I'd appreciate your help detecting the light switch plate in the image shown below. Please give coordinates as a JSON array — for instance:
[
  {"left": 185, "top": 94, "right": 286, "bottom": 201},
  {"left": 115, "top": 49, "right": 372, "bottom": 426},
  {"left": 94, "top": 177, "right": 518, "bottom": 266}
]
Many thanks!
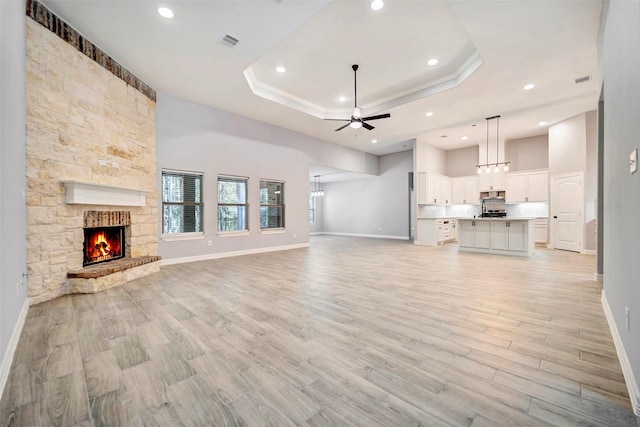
[{"left": 631, "top": 148, "right": 638, "bottom": 174}]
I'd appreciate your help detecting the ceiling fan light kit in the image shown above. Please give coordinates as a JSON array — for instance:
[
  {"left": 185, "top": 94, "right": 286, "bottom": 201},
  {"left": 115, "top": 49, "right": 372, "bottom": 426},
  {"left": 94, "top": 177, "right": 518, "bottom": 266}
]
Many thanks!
[{"left": 327, "top": 64, "right": 391, "bottom": 132}]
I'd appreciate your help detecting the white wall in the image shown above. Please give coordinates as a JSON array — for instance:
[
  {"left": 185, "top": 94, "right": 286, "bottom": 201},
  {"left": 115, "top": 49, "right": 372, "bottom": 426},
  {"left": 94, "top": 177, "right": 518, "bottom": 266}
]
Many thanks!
[
  {"left": 600, "top": 0, "right": 640, "bottom": 414},
  {"left": 549, "top": 113, "right": 588, "bottom": 176},
  {"left": 548, "top": 111, "right": 598, "bottom": 253},
  {"left": 320, "top": 150, "right": 413, "bottom": 239},
  {"left": 445, "top": 146, "right": 478, "bottom": 177},
  {"left": 506, "top": 134, "right": 549, "bottom": 171},
  {"left": 156, "top": 93, "right": 379, "bottom": 261},
  {"left": 415, "top": 139, "right": 446, "bottom": 174},
  {"left": 1, "top": 0, "right": 28, "bottom": 396}
]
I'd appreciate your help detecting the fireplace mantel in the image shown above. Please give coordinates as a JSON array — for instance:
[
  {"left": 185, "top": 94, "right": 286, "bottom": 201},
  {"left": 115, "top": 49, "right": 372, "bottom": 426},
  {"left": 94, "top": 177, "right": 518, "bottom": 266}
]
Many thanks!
[{"left": 60, "top": 180, "right": 151, "bottom": 207}]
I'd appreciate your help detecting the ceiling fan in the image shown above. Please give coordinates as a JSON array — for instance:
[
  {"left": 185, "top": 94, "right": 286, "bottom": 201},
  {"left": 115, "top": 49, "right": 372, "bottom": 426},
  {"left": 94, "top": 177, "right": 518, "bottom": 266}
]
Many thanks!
[{"left": 328, "top": 64, "right": 391, "bottom": 132}]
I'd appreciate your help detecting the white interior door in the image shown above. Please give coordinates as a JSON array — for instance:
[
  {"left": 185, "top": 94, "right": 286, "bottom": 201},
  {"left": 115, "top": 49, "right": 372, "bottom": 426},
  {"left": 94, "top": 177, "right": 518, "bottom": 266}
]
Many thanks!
[{"left": 551, "top": 172, "right": 583, "bottom": 252}]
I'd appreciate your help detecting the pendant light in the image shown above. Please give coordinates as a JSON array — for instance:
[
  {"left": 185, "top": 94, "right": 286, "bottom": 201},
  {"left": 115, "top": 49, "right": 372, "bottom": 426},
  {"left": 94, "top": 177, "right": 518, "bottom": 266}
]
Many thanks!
[
  {"left": 476, "top": 115, "right": 510, "bottom": 174},
  {"left": 311, "top": 175, "right": 324, "bottom": 197}
]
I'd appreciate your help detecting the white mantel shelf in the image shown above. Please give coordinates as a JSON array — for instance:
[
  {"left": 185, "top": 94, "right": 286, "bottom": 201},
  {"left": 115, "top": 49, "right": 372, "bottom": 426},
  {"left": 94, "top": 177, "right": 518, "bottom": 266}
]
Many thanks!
[{"left": 60, "top": 180, "right": 150, "bottom": 207}]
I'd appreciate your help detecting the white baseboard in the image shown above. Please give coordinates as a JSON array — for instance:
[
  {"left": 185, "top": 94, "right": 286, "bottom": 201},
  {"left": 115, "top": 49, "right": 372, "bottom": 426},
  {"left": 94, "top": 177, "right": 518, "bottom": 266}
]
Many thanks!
[
  {"left": 0, "top": 299, "right": 29, "bottom": 402},
  {"left": 311, "top": 232, "right": 410, "bottom": 241},
  {"left": 594, "top": 272, "right": 603, "bottom": 282},
  {"left": 601, "top": 291, "right": 640, "bottom": 416},
  {"left": 583, "top": 249, "right": 596, "bottom": 255},
  {"left": 161, "top": 243, "right": 310, "bottom": 266}
]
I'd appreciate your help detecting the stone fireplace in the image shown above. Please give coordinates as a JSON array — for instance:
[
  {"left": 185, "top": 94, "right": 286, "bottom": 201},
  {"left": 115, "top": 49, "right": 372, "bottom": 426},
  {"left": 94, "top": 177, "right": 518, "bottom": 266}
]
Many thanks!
[{"left": 25, "top": 4, "right": 160, "bottom": 304}]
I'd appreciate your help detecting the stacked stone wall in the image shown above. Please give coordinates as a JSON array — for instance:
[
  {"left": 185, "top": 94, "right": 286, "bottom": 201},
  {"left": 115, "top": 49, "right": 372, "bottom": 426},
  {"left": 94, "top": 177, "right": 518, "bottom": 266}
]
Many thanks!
[{"left": 26, "top": 18, "right": 157, "bottom": 304}]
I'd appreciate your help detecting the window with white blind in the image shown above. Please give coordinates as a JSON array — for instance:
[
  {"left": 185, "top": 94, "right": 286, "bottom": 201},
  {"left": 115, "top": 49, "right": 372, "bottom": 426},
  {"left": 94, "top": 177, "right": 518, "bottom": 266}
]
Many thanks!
[
  {"left": 309, "top": 194, "right": 315, "bottom": 224},
  {"left": 162, "top": 170, "right": 203, "bottom": 235},
  {"left": 260, "top": 180, "right": 285, "bottom": 229},
  {"left": 218, "top": 176, "right": 248, "bottom": 232}
]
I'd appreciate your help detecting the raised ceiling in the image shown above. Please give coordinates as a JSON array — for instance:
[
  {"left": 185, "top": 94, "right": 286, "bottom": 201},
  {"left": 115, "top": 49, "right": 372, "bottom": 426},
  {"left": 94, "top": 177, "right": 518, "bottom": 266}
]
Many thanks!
[{"left": 41, "top": 0, "right": 602, "bottom": 156}]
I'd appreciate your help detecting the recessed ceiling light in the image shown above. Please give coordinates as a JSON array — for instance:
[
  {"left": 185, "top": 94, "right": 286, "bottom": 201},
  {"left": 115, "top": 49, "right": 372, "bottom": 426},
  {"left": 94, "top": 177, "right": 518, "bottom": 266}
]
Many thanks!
[
  {"left": 371, "top": 139, "right": 378, "bottom": 144},
  {"left": 538, "top": 121, "right": 547, "bottom": 126},
  {"left": 157, "top": 7, "right": 174, "bottom": 19},
  {"left": 337, "top": 96, "right": 347, "bottom": 103},
  {"left": 371, "top": 0, "right": 384, "bottom": 11},
  {"left": 425, "top": 112, "right": 434, "bottom": 117},
  {"left": 276, "top": 66, "right": 286, "bottom": 73},
  {"left": 462, "top": 136, "right": 468, "bottom": 140},
  {"left": 427, "top": 59, "right": 438, "bottom": 66},
  {"left": 523, "top": 83, "right": 535, "bottom": 90}
]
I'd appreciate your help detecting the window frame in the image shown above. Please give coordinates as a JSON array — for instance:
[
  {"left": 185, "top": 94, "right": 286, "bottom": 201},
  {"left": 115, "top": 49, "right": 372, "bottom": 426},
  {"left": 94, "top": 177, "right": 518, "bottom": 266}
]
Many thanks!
[
  {"left": 161, "top": 169, "right": 204, "bottom": 239},
  {"left": 217, "top": 175, "right": 249, "bottom": 235},
  {"left": 259, "top": 179, "right": 285, "bottom": 232},
  {"left": 309, "top": 194, "right": 316, "bottom": 225}
]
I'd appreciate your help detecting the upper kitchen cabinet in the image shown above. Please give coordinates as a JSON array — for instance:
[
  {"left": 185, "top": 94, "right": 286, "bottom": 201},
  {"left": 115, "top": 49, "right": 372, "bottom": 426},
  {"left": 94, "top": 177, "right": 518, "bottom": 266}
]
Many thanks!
[
  {"left": 417, "top": 172, "right": 451, "bottom": 205},
  {"left": 452, "top": 176, "right": 479, "bottom": 204},
  {"left": 478, "top": 169, "right": 506, "bottom": 192},
  {"left": 506, "top": 170, "right": 549, "bottom": 203}
]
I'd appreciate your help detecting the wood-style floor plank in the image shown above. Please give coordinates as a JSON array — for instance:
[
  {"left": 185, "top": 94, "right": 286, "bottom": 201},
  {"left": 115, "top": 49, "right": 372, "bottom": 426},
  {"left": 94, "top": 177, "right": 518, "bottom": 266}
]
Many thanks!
[{"left": 1, "top": 236, "right": 638, "bottom": 426}]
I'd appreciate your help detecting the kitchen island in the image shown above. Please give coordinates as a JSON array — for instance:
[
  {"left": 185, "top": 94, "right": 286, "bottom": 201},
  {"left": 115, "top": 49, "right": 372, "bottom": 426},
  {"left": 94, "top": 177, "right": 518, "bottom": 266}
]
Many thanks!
[{"left": 458, "top": 218, "right": 535, "bottom": 257}]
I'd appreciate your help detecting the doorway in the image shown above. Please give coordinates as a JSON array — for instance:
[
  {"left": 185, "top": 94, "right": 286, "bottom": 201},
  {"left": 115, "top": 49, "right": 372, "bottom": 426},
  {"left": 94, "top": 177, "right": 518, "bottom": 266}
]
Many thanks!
[{"left": 551, "top": 172, "right": 584, "bottom": 252}]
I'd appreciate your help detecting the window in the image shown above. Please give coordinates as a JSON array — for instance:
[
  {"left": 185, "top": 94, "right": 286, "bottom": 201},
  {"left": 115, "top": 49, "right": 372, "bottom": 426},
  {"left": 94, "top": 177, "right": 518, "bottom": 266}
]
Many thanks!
[
  {"left": 260, "top": 180, "right": 285, "bottom": 229},
  {"left": 218, "top": 176, "right": 248, "bottom": 232},
  {"left": 309, "top": 194, "right": 316, "bottom": 224},
  {"left": 162, "top": 170, "right": 203, "bottom": 234}
]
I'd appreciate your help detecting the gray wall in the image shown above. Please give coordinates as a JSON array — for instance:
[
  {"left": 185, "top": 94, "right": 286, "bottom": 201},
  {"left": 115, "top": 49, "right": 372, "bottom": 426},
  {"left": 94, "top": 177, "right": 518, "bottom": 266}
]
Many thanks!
[
  {"left": 320, "top": 150, "right": 412, "bottom": 238},
  {"left": 506, "top": 134, "right": 549, "bottom": 171},
  {"left": 156, "top": 93, "right": 378, "bottom": 261},
  {"left": 445, "top": 146, "right": 479, "bottom": 177},
  {"left": 585, "top": 110, "right": 598, "bottom": 251},
  {"left": 600, "top": 0, "right": 640, "bottom": 400},
  {"left": 1, "top": 0, "right": 28, "bottom": 381}
]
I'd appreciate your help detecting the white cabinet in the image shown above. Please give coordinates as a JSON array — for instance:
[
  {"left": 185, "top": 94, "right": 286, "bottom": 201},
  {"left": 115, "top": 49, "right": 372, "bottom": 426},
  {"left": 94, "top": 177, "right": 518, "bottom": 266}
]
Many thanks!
[
  {"left": 416, "top": 218, "right": 457, "bottom": 246},
  {"left": 491, "top": 221, "right": 527, "bottom": 251},
  {"left": 478, "top": 170, "right": 506, "bottom": 192},
  {"left": 417, "top": 172, "right": 451, "bottom": 205},
  {"left": 534, "top": 218, "right": 548, "bottom": 244},
  {"left": 458, "top": 220, "right": 490, "bottom": 249},
  {"left": 451, "top": 176, "right": 479, "bottom": 204},
  {"left": 506, "top": 170, "right": 548, "bottom": 203},
  {"left": 458, "top": 219, "right": 535, "bottom": 256}
]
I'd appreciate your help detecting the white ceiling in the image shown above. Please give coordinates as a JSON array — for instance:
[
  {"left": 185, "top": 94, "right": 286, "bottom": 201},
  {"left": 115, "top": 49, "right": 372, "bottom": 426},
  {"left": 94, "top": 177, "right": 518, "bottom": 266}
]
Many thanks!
[{"left": 41, "top": 0, "right": 602, "bottom": 161}]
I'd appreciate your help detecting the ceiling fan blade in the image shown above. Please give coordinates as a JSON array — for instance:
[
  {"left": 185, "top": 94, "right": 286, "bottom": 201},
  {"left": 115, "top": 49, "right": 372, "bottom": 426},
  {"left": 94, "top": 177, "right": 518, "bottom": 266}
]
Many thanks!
[
  {"left": 362, "top": 122, "right": 375, "bottom": 131},
  {"left": 334, "top": 123, "right": 351, "bottom": 131},
  {"left": 324, "top": 118, "right": 350, "bottom": 121},
  {"left": 362, "top": 113, "right": 391, "bottom": 121}
]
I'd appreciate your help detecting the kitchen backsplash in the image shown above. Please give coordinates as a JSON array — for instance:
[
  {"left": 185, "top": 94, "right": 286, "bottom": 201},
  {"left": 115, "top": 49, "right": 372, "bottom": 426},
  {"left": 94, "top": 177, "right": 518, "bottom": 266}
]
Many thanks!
[
  {"left": 506, "top": 202, "right": 549, "bottom": 218},
  {"left": 418, "top": 202, "right": 548, "bottom": 218}
]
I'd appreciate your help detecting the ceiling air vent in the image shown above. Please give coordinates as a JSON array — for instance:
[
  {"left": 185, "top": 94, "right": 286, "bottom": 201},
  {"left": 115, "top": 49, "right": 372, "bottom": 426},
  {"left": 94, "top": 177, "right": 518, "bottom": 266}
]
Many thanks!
[
  {"left": 221, "top": 34, "right": 239, "bottom": 48},
  {"left": 574, "top": 75, "right": 591, "bottom": 84}
]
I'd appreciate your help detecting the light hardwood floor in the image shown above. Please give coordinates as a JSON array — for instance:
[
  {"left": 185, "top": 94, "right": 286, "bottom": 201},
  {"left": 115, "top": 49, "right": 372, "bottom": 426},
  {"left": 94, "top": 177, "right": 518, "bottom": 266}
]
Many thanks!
[{"left": 1, "top": 235, "right": 638, "bottom": 426}]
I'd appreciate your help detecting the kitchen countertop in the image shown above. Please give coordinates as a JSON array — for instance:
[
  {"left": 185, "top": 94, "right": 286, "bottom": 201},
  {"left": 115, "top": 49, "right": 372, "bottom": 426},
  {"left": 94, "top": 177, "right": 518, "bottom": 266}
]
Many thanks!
[{"left": 457, "top": 217, "right": 536, "bottom": 221}]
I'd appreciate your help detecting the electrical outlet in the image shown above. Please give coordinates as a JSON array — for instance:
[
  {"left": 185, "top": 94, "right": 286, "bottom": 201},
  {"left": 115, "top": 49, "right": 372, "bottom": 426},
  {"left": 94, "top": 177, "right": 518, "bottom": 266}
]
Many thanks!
[
  {"left": 112, "top": 162, "right": 119, "bottom": 169},
  {"left": 207, "top": 240, "right": 212, "bottom": 247},
  {"left": 625, "top": 307, "right": 630, "bottom": 331},
  {"left": 378, "top": 227, "right": 382, "bottom": 231},
  {"left": 293, "top": 233, "right": 297, "bottom": 239},
  {"left": 98, "top": 159, "right": 107, "bottom": 166}
]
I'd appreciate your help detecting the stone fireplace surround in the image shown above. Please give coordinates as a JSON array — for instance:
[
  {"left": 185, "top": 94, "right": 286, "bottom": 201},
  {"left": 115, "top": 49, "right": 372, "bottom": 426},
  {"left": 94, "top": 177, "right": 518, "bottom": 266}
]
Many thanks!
[
  {"left": 25, "top": 5, "right": 159, "bottom": 304},
  {"left": 67, "top": 211, "right": 161, "bottom": 294}
]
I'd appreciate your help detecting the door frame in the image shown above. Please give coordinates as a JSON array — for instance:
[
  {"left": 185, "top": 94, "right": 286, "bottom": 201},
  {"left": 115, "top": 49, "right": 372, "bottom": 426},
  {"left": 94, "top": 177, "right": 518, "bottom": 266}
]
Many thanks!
[{"left": 550, "top": 171, "right": 584, "bottom": 252}]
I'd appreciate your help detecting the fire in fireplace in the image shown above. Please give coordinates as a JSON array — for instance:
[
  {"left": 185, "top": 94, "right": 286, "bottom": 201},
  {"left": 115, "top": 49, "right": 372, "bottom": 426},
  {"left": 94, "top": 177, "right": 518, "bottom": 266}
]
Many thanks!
[{"left": 83, "top": 226, "right": 125, "bottom": 266}]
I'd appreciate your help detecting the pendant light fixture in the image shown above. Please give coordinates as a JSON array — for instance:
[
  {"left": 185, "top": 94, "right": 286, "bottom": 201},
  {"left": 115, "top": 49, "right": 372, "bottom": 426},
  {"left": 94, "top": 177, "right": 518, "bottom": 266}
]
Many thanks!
[
  {"left": 311, "top": 175, "right": 324, "bottom": 197},
  {"left": 476, "top": 115, "right": 510, "bottom": 174}
]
